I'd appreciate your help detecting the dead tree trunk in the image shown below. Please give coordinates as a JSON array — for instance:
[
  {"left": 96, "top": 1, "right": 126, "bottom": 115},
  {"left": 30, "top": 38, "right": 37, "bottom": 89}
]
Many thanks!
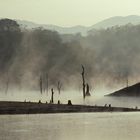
[
  {"left": 40, "top": 75, "right": 43, "bottom": 94},
  {"left": 51, "top": 88, "right": 54, "bottom": 103},
  {"left": 85, "top": 83, "right": 91, "bottom": 96},
  {"left": 57, "top": 81, "right": 62, "bottom": 94},
  {"left": 43, "top": 74, "right": 45, "bottom": 93},
  {"left": 126, "top": 77, "right": 129, "bottom": 87},
  {"left": 46, "top": 73, "right": 49, "bottom": 95},
  {"left": 5, "top": 73, "right": 9, "bottom": 94},
  {"left": 81, "top": 65, "right": 86, "bottom": 100}
]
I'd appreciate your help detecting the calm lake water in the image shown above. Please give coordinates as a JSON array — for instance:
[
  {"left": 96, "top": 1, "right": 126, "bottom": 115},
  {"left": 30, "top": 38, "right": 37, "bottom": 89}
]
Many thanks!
[{"left": 0, "top": 112, "right": 140, "bottom": 140}]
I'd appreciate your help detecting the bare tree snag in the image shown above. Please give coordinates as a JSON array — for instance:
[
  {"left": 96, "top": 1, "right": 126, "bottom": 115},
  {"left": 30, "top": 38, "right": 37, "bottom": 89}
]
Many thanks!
[
  {"left": 42, "top": 73, "right": 46, "bottom": 93},
  {"left": 57, "top": 81, "right": 62, "bottom": 94},
  {"left": 5, "top": 73, "right": 9, "bottom": 94},
  {"left": 126, "top": 77, "right": 129, "bottom": 87},
  {"left": 85, "top": 83, "right": 91, "bottom": 96},
  {"left": 51, "top": 88, "right": 54, "bottom": 103},
  {"left": 81, "top": 65, "right": 86, "bottom": 100},
  {"left": 40, "top": 75, "right": 43, "bottom": 94},
  {"left": 46, "top": 73, "right": 49, "bottom": 95}
]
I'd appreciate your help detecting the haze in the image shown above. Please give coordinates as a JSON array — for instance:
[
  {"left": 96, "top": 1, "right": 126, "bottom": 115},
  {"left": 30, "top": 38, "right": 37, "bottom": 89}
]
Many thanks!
[{"left": 0, "top": 0, "right": 140, "bottom": 27}]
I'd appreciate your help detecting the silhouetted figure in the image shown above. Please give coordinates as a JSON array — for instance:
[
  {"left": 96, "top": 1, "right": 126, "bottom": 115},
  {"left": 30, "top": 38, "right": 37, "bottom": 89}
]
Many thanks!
[
  {"left": 85, "top": 84, "right": 91, "bottom": 96},
  {"left": 51, "top": 88, "right": 54, "bottom": 104},
  {"left": 46, "top": 101, "right": 48, "bottom": 104},
  {"left": 38, "top": 100, "right": 41, "bottom": 103},
  {"left": 109, "top": 104, "right": 111, "bottom": 107},
  {"left": 68, "top": 100, "right": 72, "bottom": 105}
]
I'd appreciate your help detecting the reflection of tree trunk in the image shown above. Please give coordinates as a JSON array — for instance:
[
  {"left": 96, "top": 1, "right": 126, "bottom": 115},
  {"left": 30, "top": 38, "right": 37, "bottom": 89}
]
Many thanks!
[{"left": 81, "top": 65, "right": 86, "bottom": 100}]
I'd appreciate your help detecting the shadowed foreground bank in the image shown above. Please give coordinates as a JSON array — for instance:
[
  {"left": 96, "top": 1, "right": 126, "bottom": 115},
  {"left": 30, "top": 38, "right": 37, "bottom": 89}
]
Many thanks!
[{"left": 0, "top": 101, "right": 139, "bottom": 115}]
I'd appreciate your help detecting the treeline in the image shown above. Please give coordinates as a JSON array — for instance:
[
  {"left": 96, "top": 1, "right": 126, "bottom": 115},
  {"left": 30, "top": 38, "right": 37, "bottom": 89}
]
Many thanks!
[{"left": 0, "top": 19, "right": 140, "bottom": 91}]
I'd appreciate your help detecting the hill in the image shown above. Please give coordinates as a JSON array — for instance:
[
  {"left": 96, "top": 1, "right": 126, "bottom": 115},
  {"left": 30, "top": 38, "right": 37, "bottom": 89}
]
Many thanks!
[
  {"left": 16, "top": 20, "right": 88, "bottom": 35},
  {"left": 16, "top": 15, "right": 140, "bottom": 35},
  {"left": 107, "top": 83, "right": 140, "bottom": 97},
  {"left": 92, "top": 15, "right": 140, "bottom": 29}
]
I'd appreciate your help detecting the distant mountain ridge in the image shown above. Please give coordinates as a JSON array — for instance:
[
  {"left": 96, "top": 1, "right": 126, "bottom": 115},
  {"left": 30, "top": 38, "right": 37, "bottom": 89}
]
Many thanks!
[
  {"left": 16, "top": 20, "right": 88, "bottom": 35},
  {"left": 107, "top": 83, "right": 140, "bottom": 97},
  {"left": 16, "top": 15, "right": 140, "bottom": 35},
  {"left": 92, "top": 15, "right": 140, "bottom": 29}
]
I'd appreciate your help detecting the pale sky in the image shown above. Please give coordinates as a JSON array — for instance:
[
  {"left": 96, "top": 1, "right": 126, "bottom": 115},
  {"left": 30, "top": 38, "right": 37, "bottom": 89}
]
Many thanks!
[{"left": 0, "top": 0, "right": 140, "bottom": 27}]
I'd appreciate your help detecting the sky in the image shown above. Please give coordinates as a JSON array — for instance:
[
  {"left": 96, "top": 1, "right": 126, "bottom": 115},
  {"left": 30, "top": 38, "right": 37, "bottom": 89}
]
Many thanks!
[{"left": 0, "top": 0, "right": 140, "bottom": 27}]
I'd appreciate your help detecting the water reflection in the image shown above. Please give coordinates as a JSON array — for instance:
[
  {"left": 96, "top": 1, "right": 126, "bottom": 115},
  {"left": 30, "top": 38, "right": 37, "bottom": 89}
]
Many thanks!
[{"left": 0, "top": 112, "right": 140, "bottom": 140}]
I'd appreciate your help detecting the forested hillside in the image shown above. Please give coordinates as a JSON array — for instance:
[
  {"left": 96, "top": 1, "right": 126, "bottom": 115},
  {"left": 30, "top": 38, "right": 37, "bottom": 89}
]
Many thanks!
[{"left": 0, "top": 19, "right": 140, "bottom": 91}]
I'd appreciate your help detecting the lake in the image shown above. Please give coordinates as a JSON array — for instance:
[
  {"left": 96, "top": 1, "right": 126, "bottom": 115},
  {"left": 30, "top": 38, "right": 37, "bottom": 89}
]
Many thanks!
[{"left": 0, "top": 112, "right": 140, "bottom": 140}]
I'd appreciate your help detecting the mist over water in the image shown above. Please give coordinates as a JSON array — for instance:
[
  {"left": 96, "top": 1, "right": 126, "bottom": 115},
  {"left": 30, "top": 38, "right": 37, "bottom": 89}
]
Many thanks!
[
  {"left": 0, "top": 87, "right": 140, "bottom": 108},
  {"left": 0, "top": 19, "right": 140, "bottom": 111},
  {"left": 0, "top": 19, "right": 140, "bottom": 94},
  {"left": 0, "top": 19, "right": 140, "bottom": 140}
]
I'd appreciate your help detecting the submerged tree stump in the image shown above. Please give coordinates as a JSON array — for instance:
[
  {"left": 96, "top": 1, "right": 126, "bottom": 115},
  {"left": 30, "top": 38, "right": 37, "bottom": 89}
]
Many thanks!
[{"left": 67, "top": 100, "right": 72, "bottom": 105}]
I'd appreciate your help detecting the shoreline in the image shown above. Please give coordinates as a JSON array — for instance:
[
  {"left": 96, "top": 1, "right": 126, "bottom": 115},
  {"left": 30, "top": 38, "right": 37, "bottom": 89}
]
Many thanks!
[{"left": 0, "top": 101, "right": 139, "bottom": 115}]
